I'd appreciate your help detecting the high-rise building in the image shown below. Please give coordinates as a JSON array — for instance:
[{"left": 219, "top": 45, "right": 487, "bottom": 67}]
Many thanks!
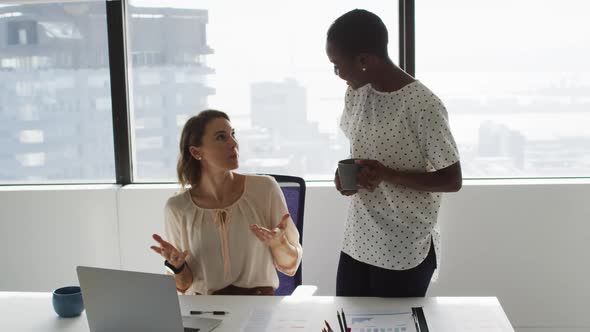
[
  {"left": 477, "top": 121, "right": 525, "bottom": 170},
  {"left": 248, "top": 78, "right": 339, "bottom": 176},
  {"left": 0, "top": 3, "right": 214, "bottom": 182}
]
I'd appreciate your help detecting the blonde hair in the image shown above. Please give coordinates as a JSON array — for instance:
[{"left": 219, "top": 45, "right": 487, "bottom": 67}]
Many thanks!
[{"left": 177, "top": 110, "right": 230, "bottom": 188}]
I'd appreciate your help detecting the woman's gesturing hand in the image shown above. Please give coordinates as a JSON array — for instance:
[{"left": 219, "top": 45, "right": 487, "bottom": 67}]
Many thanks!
[
  {"left": 250, "top": 213, "right": 291, "bottom": 249},
  {"left": 150, "top": 233, "right": 189, "bottom": 269}
]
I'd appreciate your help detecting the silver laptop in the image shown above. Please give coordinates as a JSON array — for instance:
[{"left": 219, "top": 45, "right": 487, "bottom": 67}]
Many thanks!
[{"left": 77, "top": 266, "right": 221, "bottom": 332}]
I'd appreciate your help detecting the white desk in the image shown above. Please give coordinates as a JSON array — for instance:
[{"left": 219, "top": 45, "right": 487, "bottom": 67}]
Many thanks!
[{"left": 0, "top": 292, "right": 514, "bottom": 331}]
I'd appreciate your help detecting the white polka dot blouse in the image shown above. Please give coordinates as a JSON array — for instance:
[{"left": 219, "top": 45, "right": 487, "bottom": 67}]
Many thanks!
[{"left": 339, "top": 81, "right": 460, "bottom": 276}]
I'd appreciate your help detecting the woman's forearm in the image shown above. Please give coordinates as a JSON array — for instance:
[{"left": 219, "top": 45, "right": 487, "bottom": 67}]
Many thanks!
[
  {"left": 271, "top": 239, "right": 301, "bottom": 276},
  {"left": 383, "top": 162, "right": 462, "bottom": 192},
  {"left": 173, "top": 265, "right": 193, "bottom": 292}
]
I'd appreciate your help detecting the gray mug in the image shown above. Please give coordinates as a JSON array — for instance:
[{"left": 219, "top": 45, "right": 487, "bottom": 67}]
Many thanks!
[{"left": 338, "top": 159, "right": 360, "bottom": 191}]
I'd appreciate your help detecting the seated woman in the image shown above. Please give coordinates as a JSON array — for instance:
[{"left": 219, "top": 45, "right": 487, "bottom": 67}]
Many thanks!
[{"left": 150, "top": 110, "right": 302, "bottom": 295}]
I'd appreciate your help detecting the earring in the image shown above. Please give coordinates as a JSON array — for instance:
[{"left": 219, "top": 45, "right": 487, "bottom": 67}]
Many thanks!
[
  {"left": 196, "top": 156, "right": 202, "bottom": 160},
  {"left": 362, "top": 67, "right": 367, "bottom": 72}
]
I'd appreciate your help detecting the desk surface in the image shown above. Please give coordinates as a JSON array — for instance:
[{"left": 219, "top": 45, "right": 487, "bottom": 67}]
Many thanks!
[{"left": 1, "top": 292, "right": 514, "bottom": 331}]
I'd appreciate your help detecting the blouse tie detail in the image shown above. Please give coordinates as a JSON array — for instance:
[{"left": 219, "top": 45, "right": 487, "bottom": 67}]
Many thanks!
[{"left": 213, "top": 209, "right": 232, "bottom": 281}]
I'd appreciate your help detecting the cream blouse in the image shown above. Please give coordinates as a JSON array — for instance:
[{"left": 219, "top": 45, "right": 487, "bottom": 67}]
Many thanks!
[{"left": 164, "top": 174, "right": 301, "bottom": 295}]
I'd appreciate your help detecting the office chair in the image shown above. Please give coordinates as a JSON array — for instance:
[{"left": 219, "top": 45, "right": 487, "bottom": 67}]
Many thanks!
[{"left": 264, "top": 174, "right": 305, "bottom": 296}]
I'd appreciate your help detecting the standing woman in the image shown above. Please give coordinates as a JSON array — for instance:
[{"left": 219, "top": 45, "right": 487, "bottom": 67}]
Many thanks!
[
  {"left": 150, "top": 110, "right": 302, "bottom": 295},
  {"left": 327, "top": 9, "right": 462, "bottom": 297}
]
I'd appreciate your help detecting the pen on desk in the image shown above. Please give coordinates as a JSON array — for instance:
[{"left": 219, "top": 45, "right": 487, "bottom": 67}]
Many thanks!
[
  {"left": 189, "top": 310, "right": 228, "bottom": 315},
  {"left": 341, "top": 308, "right": 348, "bottom": 331},
  {"left": 336, "top": 311, "right": 344, "bottom": 332}
]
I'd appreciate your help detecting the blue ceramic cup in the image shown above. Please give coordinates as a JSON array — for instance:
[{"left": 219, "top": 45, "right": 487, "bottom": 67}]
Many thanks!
[{"left": 52, "top": 286, "right": 84, "bottom": 318}]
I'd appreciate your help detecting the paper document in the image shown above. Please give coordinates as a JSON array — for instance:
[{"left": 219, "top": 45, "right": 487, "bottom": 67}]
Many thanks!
[
  {"left": 241, "top": 309, "right": 311, "bottom": 331},
  {"left": 347, "top": 311, "right": 417, "bottom": 332}
]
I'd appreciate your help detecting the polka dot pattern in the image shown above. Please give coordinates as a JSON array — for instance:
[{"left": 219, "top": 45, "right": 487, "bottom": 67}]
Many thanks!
[{"left": 339, "top": 81, "right": 460, "bottom": 275}]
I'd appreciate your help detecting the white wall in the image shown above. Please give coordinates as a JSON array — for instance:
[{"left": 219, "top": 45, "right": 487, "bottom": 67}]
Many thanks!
[
  {"left": 0, "top": 185, "right": 121, "bottom": 291},
  {"left": 1, "top": 181, "right": 589, "bottom": 331}
]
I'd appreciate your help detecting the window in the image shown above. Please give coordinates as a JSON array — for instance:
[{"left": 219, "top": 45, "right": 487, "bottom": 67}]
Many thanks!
[
  {"left": 416, "top": 0, "right": 590, "bottom": 178},
  {"left": 6, "top": 1, "right": 584, "bottom": 184},
  {"left": 6, "top": 20, "right": 37, "bottom": 45},
  {"left": 18, "top": 129, "right": 44, "bottom": 144},
  {"left": 0, "top": 1, "right": 115, "bottom": 184},
  {"left": 127, "top": 0, "right": 399, "bottom": 181}
]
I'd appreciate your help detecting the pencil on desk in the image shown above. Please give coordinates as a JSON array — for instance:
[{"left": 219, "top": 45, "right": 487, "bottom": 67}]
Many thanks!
[
  {"left": 411, "top": 307, "right": 421, "bottom": 332},
  {"left": 336, "top": 311, "right": 344, "bottom": 332},
  {"left": 341, "top": 308, "right": 348, "bottom": 331},
  {"left": 324, "top": 320, "right": 334, "bottom": 332}
]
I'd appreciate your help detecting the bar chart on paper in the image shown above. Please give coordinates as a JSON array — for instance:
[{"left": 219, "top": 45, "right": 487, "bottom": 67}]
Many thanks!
[{"left": 348, "top": 311, "right": 417, "bottom": 332}]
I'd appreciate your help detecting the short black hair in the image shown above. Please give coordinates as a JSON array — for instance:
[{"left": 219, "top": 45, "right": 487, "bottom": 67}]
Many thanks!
[{"left": 327, "top": 9, "right": 388, "bottom": 59}]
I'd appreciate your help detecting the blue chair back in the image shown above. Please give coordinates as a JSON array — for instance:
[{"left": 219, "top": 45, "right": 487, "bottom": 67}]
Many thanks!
[{"left": 265, "top": 174, "right": 305, "bottom": 295}]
